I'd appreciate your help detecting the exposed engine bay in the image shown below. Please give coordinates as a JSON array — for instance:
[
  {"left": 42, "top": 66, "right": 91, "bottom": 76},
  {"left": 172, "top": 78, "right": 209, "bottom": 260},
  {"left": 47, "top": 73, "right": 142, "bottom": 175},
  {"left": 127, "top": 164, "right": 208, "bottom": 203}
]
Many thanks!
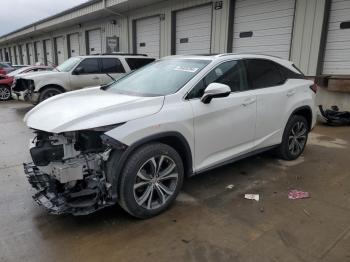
[{"left": 24, "top": 130, "right": 119, "bottom": 216}]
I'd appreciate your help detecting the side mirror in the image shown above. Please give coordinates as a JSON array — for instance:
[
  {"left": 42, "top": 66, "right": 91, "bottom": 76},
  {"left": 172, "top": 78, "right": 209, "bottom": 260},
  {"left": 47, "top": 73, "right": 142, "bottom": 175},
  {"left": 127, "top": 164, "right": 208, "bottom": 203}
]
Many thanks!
[
  {"left": 201, "top": 83, "right": 231, "bottom": 104},
  {"left": 73, "top": 66, "right": 83, "bottom": 75}
]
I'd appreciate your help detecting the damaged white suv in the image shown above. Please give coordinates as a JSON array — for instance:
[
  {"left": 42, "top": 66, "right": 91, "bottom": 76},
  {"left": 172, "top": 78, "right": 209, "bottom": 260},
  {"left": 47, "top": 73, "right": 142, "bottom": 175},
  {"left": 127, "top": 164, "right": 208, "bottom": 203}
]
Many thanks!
[{"left": 24, "top": 54, "right": 317, "bottom": 218}]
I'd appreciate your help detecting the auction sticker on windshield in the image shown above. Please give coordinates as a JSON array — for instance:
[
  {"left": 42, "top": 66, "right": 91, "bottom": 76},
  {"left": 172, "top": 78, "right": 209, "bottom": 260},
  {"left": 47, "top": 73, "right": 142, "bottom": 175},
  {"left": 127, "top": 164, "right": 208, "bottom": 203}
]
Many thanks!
[{"left": 173, "top": 66, "right": 199, "bottom": 73}]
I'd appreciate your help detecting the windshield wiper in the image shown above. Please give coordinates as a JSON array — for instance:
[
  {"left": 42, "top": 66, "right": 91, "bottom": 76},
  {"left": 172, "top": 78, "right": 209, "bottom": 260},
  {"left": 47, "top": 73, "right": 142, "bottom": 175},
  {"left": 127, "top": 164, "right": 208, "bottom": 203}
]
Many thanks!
[{"left": 106, "top": 73, "right": 116, "bottom": 82}]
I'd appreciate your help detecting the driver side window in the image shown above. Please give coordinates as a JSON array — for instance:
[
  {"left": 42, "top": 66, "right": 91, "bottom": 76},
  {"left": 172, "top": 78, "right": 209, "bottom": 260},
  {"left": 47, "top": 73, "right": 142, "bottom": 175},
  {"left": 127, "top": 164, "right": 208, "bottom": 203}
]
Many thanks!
[
  {"left": 187, "top": 60, "right": 248, "bottom": 99},
  {"left": 75, "top": 58, "right": 100, "bottom": 74}
]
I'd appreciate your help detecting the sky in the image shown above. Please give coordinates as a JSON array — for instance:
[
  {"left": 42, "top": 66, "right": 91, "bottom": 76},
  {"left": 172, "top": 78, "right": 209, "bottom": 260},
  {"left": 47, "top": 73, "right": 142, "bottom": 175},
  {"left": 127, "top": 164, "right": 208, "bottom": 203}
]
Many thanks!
[{"left": 0, "top": 0, "right": 89, "bottom": 36}]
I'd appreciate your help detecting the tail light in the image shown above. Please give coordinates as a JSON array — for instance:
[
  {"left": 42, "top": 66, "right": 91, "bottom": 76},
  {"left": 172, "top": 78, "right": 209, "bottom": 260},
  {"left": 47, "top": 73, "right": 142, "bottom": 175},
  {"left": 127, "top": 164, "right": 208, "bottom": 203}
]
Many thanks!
[{"left": 310, "top": 83, "right": 318, "bottom": 93}]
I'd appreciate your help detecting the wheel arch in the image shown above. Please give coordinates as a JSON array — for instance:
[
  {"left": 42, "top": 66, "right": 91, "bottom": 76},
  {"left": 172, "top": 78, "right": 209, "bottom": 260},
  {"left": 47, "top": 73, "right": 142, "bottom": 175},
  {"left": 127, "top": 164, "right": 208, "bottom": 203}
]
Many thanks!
[
  {"left": 290, "top": 105, "right": 313, "bottom": 130},
  {"left": 38, "top": 84, "right": 66, "bottom": 93},
  {"left": 105, "top": 131, "right": 193, "bottom": 198}
]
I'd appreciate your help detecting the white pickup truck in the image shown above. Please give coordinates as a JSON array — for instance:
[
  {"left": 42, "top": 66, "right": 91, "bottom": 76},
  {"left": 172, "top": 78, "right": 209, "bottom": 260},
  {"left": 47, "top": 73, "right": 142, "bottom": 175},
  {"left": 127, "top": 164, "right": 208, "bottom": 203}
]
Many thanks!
[{"left": 11, "top": 54, "right": 155, "bottom": 104}]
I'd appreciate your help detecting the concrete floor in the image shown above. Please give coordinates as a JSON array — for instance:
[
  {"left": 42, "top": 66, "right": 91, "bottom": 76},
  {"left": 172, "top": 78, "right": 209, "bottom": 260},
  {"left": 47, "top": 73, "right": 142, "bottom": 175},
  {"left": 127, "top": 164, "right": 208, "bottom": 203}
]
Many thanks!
[{"left": 0, "top": 100, "right": 350, "bottom": 262}]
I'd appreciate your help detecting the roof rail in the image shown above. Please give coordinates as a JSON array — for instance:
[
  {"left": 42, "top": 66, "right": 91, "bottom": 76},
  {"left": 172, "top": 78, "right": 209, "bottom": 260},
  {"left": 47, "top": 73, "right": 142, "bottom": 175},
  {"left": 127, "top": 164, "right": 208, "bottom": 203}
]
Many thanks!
[{"left": 101, "top": 53, "right": 148, "bottom": 57}]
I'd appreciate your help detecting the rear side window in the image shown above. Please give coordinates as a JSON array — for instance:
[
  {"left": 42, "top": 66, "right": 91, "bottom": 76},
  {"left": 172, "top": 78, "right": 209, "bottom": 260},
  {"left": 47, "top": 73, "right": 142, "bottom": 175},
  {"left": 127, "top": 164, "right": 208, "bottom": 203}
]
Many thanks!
[
  {"left": 76, "top": 58, "right": 100, "bottom": 74},
  {"left": 101, "top": 58, "right": 125, "bottom": 73},
  {"left": 125, "top": 58, "right": 156, "bottom": 70},
  {"left": 245, "top": 59, "right": 285, "bottom": 89}
]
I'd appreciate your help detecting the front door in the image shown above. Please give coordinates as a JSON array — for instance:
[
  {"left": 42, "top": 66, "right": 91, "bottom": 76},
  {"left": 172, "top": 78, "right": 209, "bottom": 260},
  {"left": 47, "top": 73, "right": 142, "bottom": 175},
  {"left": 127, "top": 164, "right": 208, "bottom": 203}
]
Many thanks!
[
  {"left": 188, "top": 60, "right": 257, "bottom": 172},
  {"left": 70, "top": 58, "right": 101, "bottom": 90}
]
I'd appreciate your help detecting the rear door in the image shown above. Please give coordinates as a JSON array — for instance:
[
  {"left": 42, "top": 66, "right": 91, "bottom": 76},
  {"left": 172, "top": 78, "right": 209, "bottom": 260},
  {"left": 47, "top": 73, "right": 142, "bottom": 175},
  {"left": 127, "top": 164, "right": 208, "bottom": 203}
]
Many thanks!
[
  {"left": 175, "top": 5, "right": 213, "bottom": 55},
  {"left": 188, "top": 60, "right": 257, "bottom": 172},
  {"left": 54, "top": 37, "right": 65, "bottom": 65},
  {"left": 68, "top": 33, "right": 80, "bottom": 57},
  {"left": 135, "top": 16, "right": 161, "bottom": 58},
  {"left": 244, "top": 59, "right": 295, "bottom": 149},
  {"left": 99, "top": 58, "right": 126, "bottom": 84},
  {"left": 87, "top": 29, "right": 102, "bottom": 55},
  {"left": 70, "top": 58, "right": 101, "bottom": 90}
]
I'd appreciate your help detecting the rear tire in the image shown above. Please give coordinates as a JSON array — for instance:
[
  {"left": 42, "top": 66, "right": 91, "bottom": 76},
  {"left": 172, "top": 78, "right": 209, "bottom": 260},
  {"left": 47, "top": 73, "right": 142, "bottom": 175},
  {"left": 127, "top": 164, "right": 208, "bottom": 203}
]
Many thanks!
[
  {"left": 0, "top": 85, "right": 11, "bottom": 101},
  {"left": 38, "top": 87, "right": 62, "bottom": 103},
  {"left": 277, "top": 115, "right": 309, "bottom": 160},
  {"left": 118, "top": 143, "right": 184, "bottom": 219}
]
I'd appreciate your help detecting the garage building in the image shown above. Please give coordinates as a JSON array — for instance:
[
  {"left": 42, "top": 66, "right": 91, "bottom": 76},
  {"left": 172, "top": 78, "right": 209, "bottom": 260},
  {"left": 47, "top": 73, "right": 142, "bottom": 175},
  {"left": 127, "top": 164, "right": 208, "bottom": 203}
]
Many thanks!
[{"left": 0, "top": 0, "right": 348, "bottom": 83}]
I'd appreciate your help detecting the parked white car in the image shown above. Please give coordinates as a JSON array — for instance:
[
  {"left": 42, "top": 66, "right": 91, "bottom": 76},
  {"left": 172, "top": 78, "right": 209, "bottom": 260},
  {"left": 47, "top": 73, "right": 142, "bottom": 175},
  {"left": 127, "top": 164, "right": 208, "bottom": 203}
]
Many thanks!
[
  {"left": 23, "top": 54, "right": 317, "bottom": 218},
  {"left": 12, "top": 54, "right": 155, "bottom": 104}
]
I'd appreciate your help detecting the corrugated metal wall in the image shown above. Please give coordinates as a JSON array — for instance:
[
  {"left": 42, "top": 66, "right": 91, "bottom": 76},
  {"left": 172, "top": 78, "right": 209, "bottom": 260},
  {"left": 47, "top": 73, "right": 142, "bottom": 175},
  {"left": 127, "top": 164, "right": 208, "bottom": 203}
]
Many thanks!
[
  {"left": 0, "top": 0, "right": 333, "bottom": 77},
  {"left": 127, "top": 0, "right": 229, "bottom": 57},
  {"left": 290, "top": 0, "right": 326, "bottom": 76}
]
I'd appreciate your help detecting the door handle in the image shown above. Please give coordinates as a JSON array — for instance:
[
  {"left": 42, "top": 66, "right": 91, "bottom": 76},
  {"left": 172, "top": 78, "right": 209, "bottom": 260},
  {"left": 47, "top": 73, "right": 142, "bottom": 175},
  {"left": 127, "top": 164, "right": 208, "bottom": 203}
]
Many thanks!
[
  {"left": 287, "top": 90, "right": 296, "bottom": 97},
  {"left": 92, "top": 76, "right": 99, "bottom": 80},
  {"left": 242, "top": 98, "right": 256, "bottom": 106}
]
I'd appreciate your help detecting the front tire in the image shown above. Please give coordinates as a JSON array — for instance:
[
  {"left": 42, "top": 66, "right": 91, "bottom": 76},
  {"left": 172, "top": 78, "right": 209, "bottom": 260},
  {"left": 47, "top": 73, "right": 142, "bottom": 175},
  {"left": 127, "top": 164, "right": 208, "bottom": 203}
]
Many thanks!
[
  {"left": 277, "top": 115, "right": 309, "bottom": 160},
  {"left": 118, "top": 143, "right": 184, "bottom": 219},
  {"left": 0, "top": 85, "right": 11, "bottom": 101},
  {"left": 38, "top": 87, "right": 62, "bottom": 103}
]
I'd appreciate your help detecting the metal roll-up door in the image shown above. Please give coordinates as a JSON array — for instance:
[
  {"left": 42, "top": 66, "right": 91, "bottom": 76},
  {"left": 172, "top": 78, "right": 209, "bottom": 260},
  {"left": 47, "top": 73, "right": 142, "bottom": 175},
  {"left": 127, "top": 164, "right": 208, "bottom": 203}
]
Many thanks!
[
  {"left": 135, "top": 16, "right": 161, "bottom": 58},
  {"left": 87, "top": 29, "right": 102, "bottom": 55},
  {"left": 68, "top": 33, "right": 80, "bottom": 57},
  {"left": 44, "top": 39, "right": 53, "bottom": 65},
  {"left": 54, "top": 37, "right": 65, "bottom": 65},
  {"left": 10, "top": 47, "right": 16, "bottom": 64},
  {"left": 322, "top": 0, "right": 350, "bottom": 75},
  {"left": 27, "top": 43, "right": 34, "bottom": 65},
  {"left": 232, "top": 0, "right": 295, "bottom": 59},
  {"left": 13, "top": 46, "right": 19, "bottom": 65},
  {"left": 175, "top": 5, "right": 213, "bottom": 55},
  {"left": 35, "top": 41, "right": 43, "bottom": 64},
  {"left": 21, "top": 44, "right": 28, "bottom": 65}
]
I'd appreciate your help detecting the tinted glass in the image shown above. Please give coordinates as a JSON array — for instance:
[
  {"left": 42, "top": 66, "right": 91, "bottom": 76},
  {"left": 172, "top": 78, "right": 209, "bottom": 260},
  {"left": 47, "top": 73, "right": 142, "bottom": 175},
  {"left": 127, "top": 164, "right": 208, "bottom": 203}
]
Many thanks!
[
  {"left": 245, "top": 59, "right": 284, "bottom": 89},
  {"left": 107, "top": 59, "right": 210, "bottom": 96},
  {"left": 76, "top": 58, "right": 99, "bottom": 74},
  {"left": 101, "top": 58, "right": 125, "bottom": 73},
  {"left": 126, "top": 58, "right": 156, "bottom": 70},
  {"left": 187, "top": 60, "right": 248, "bottom": 99}
]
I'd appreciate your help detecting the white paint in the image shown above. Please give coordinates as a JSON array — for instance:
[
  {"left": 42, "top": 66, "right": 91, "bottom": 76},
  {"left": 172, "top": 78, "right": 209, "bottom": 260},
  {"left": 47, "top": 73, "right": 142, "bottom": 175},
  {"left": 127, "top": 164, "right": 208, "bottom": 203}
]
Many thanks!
[
  {"left": 87, "top": 29, "right": 102, "bottom": 55},
  {"left": 136, "top": 16, "right": 160, "bottom": 58},
  {"left": 34, "top": 41, "right": 44, "bottom": 64},
  {"left": 232, "top": 0, "right": 295, "bottom": 59},
  {"left": 68, "top": 33, "right": 80, "bottom": 57},
  {"left": 55, "top": 37, "right": 65, "bottom": 65},
  {"left": 44, "top": 39, "right": 53, "bottom": 65},
  {"left": 323, "top": 0, "right": 350, "bottom": 75},
  {"left": 176, "top": 4, "right": 213, "bottom": 55}
]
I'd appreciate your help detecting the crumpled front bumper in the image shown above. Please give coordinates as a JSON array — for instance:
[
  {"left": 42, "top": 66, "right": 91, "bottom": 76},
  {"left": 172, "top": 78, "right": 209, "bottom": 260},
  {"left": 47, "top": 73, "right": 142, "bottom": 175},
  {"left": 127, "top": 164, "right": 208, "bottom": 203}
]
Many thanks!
[{"left": 24, "top": 162, "right": 114, "bottom": 216}]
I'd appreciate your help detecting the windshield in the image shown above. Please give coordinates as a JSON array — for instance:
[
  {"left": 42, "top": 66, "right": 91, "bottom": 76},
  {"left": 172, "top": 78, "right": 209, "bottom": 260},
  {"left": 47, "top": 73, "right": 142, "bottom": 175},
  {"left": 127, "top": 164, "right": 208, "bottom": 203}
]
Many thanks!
[
  {"left": 0, "top": 63, "right": 10, "bottom": 68},
  {"left": 56, "top": 57, "right": 82, "bottom": 72},
  {"left": 107, "top": 59, "right": 210, "bottom": 96},
  {"left": 8, "top": 67, "right": 29, "bottom": 76}
]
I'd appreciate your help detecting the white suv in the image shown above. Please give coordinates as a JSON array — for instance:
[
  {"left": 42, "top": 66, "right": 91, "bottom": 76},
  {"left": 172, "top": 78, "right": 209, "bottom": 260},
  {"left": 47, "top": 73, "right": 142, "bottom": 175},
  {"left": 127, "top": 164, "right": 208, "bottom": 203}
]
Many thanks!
[
  {"left": 11, "top": 54, "right": 155, "bottom": 104},
  {"left": 23, "top": 54, "right": 317, "bottom": 218}
]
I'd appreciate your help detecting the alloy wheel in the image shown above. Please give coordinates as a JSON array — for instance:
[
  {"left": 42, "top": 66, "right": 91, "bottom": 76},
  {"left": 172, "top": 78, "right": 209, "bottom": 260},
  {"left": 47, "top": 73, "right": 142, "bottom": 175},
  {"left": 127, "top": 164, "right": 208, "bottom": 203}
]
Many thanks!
[
  {"left": 43, "top": 91, "right": 60, "bottom": 100},
  {"left": 288, "top": 121, "right": 307, "bottom": 156},
  {"left": 0, "top": 87, "right": 10, "bottom": 101},
  {"left": 133, "top": 155, "right": 179, "bottom": 210}
]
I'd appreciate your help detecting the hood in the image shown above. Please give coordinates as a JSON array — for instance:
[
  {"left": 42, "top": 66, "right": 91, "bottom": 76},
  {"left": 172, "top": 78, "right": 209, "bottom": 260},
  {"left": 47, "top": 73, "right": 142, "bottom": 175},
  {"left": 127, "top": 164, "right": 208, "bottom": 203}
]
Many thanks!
[
  {"left": 24, "top": 87, "right": 165, "bottom": 133},
  {"left": 19, "top": 70, "right": 60, "bottom": 79}
]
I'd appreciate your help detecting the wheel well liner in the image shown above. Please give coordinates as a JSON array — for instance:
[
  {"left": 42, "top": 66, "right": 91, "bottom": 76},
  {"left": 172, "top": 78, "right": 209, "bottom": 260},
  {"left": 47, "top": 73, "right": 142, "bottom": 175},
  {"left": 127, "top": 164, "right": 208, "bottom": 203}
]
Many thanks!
[
  {"left": 106, "top": 132, "right": 193, "bottom": 198},
  {"left": 290, "top": 106, "right": 313, "bottom": 130},
  {"left": 39, "top": 84, "right": 65, "bottom": 93}
]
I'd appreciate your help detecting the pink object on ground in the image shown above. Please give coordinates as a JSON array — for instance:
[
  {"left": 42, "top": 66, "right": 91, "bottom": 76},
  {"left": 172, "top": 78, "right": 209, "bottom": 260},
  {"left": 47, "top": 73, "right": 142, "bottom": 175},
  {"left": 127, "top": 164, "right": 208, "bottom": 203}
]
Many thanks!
[{"left": 288, "top": 190, "right": 310, "bottom": 200}]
